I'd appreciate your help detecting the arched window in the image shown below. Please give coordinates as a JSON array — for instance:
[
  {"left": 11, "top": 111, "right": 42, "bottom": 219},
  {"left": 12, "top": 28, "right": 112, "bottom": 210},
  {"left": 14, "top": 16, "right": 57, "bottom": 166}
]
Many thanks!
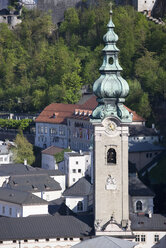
[
  {"left": 107, "top": 148, "right": 116, "bottom": 164},
  {"left": 136, "top": 201, "right": 142, "bottom": 211},
  {"left": 77, "top": 201, "right": 83, "bottom": 212}
]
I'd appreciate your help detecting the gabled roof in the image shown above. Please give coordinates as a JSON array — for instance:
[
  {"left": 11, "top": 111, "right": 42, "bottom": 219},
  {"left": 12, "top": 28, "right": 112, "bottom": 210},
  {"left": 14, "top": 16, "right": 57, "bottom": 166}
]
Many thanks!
[
  {"left": 35, "top": 95, "right": 144, "bottom": 124},
  {"left": 0, "top": 188, "right": 47, "bottom": 205},
  {"left": 72, "top": 235, "right": 136, "bottom": 248},
  {"left": 0, "top": 163, "right": 64, "bottom": 177},
  {"left": 130, "top": 213, "right": 166, "bottom": 231},
  {"left": 63, "top": 177, "right": 92, "bottom": 197},
  {"left": 42, "top": 146, "right": 64, "bottom": 155},
  {"left": 129, "top": 176, "right": 155, "bottom": 197},
  {"left": 7, "top": 174, "right": 61, "bottom": 193},
  {"left": 35, "top": 103, "right": 79, "bottom": 124},
  {"left": 0, "top": 215, "right": 93, "bottom": 240}
]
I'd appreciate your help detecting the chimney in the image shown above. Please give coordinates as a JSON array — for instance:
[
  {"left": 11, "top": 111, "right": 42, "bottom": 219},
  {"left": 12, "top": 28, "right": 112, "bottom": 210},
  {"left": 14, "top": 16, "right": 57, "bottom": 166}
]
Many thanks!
[{"left": 24, "top": 159, "right": 27, "bottom": 166}]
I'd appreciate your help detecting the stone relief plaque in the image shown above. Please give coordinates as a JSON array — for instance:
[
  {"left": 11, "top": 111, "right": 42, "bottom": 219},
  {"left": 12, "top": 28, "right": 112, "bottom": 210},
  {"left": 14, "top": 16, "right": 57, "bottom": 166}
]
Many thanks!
[{"left": 105, "top": 175, "right": 117, "bottom": 190}]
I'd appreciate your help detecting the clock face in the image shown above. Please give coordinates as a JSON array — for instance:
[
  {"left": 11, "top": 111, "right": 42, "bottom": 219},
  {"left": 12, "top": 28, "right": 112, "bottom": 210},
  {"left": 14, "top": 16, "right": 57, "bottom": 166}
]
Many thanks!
[
  {"left": 109, "top": 122, "right": 116, "bottom": 131},
  {"left": 104, "top": 119, "right": 117, "bottom": 134}
]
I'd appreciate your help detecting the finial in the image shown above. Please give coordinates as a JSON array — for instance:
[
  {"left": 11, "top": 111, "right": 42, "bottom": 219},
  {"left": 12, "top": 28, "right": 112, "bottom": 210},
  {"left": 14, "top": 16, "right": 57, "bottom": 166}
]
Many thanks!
[{"left": 109, "top": 2, "right": 113, "bottom": 15}]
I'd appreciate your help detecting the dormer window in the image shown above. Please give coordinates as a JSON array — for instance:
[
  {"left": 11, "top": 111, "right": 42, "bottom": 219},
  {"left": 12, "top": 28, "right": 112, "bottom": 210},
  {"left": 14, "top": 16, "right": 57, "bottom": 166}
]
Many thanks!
[
  {"left": 136, "top": 201, "right": 142, "bottom": 211},
  {"left": 77, "top": 201, "right": 83, "bottom": 211},
  {"left": 107, "top": 148, "right": 116, "bottom": 164}
]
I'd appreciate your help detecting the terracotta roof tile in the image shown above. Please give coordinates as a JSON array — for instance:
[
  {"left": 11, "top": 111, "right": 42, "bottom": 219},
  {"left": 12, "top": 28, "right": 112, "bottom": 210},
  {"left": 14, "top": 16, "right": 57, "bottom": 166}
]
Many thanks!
[{"left": 36, "top": 95, "right": 144, "bottom": 124}]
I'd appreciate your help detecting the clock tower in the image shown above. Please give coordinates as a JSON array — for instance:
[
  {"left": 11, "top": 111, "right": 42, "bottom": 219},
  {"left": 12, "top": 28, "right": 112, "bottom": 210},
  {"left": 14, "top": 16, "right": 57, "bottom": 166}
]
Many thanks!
[{"left": 91, "top": 7, "right": 133, "bottom": 236}]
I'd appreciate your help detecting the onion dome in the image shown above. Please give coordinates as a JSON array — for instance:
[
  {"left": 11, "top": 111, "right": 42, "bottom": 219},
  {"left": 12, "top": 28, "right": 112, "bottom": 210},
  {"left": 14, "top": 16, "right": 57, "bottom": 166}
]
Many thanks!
[{"left": 91, "top": 8, "right": 132, "bottom": 123}]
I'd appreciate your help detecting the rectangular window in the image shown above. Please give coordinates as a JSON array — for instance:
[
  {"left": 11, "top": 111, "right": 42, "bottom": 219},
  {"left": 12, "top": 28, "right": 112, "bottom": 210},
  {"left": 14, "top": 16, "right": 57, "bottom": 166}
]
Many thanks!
[
  {"left": 76, "top": 161, "right": 78, "bottom": 165},
  {"left": 45, "top": 127, "right": 47, "bottom": 134},
  {"left": 141, "top": 235, "right": 146, "bottom": 242},
  {"left": 41, "top": 126, "right": 44, "bottom": 134},
  {"left": 78, "top": 169, "right": 81, "bottom": 173},
  {"left": 135, "top": 235, "right": 140, "bottom": 242},
  {"left": 154, "top": 234, "right": 159, "bottom": 243},
  {"left": 38, "top": 126, "right": 41, "bottom": 134},
  {"left": 0, "top": 157, "right": 3, "bottom": 162},
  {"left": 9, "top": 208, "right": 12, "bottom": 216},
  {"left": 59, "top": 126, "right": 65, "bottom": 136},
  {"left": 73, "top": 178, "right": 76, "bottom": 182},
  {"left": 2, "top": 206, "right": 5, "bottom": 214},
  {"left": 72, "top": 169, "right": 76, "bottom": 173}
]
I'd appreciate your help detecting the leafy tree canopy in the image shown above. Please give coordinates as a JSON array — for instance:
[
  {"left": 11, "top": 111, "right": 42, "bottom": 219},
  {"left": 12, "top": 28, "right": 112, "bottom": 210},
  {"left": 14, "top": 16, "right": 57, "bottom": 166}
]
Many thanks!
[{"left": 12, "top": 130, "right": 35, "bottom": 165}]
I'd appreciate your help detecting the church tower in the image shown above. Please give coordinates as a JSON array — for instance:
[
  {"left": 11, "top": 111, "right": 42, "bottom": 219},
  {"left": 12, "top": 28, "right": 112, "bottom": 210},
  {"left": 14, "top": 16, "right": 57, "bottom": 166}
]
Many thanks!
[{"left": 91, "top": 7, "right": 133, "bottom": 235}]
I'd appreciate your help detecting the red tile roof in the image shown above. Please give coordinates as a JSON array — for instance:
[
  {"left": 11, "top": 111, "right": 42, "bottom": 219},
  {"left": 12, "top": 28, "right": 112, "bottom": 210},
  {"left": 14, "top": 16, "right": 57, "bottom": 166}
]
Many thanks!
[{"left": 35, "top": 95, "right": 144, "bottom": 124}]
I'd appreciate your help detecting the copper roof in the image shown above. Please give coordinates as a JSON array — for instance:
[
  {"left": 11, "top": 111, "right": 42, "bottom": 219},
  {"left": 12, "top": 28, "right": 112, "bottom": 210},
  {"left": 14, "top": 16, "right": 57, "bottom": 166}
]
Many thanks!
[{"left": 36, "top": 95, "right": 144, "bottom": 124}]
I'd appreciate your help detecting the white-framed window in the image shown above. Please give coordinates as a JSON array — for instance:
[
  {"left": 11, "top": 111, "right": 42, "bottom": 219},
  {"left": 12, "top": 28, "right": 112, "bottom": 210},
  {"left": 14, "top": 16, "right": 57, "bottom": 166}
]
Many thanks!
[
  {"left": 59, "top": 126, "right": 65, "bottom": 136},
  {"left": 154, "top": 234, "right": 159, "bottom": 243},
  {"left": 135, "top": 235, "right": 140, "bottom": 242},
  {"left": 45, "top": 127, "right": 47, "bottom": 134},
  {"left": 141, "top": 235, "right": 146, "bottom": 242},
  {"left": 77, "top": 201, "right": 83, "bottom": 211},
  {"left": 41, "top": 126, "right": 44, "bottom": 134}
]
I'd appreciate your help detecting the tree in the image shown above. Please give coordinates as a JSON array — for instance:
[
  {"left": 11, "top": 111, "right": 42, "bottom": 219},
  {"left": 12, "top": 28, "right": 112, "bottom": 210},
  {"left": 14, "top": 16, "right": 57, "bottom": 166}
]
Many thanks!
[{"left": 12, "top": 130, "right": 35, "bottom": 165}]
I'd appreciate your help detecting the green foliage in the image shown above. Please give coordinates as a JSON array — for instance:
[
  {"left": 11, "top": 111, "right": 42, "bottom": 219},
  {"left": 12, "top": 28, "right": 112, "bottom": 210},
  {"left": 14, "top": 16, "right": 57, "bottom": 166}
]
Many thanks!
[
  {"left": 54, "top": 148, "right": 72, "bottom": 163},
  {"left": 12, "top": 130, "right": 35, "bottom": 165},
  {"left": 0, "top": 4, "right": 166, "bottom": 127},
  {"left": 0, "top": 119, "right": 32, "bottom": 130}
]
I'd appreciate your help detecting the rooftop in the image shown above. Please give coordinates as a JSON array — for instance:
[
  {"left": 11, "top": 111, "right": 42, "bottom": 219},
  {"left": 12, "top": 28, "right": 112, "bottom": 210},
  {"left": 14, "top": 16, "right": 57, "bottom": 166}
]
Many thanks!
[
  {"left": 0, "top": 188, "right": 47, "bottom": 205},
  {"left": 129, "top": 125, "right": 158, "bottom": 137},
  {"left": 42, "top": 146, "right": 64, "bottom": 156},
  {"left": 129, "top": 176, "right": 155, "bottom": 197},
  {"left": 72, "top": 235, "right": 136, "bottom": 248},
  {"left": 36, "top": 95, "right": 144, "bottom": 124},
  {"left": 0, "top": 214, "right": 93, "bottom": 240},
  {"left": 0, "top": 163, "right": 64, "bottom": 177},
  {"left": 129, "top": 141, "right": 165, "bottom": 153},
  {"left": 6, "top": 174, "right": 62, "bottom": 193},
  {"left": 63, "top": 177, "right": 92, "bottom": 197},
  {"left": 130, "top": 213, "right": 166, "bottom": 231}
]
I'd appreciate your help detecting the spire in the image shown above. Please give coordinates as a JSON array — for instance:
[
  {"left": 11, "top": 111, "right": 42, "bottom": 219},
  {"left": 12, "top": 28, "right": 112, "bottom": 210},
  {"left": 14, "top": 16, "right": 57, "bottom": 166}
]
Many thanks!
[{"left": 91, "top": 5, "right": 132, "bottom": 123}]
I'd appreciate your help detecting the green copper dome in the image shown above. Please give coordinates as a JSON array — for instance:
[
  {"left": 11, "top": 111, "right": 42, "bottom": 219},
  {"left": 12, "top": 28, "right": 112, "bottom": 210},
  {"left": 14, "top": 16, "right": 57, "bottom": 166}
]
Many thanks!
[{"left": 91, "top": 8, "right": 132, "bottom": 123}]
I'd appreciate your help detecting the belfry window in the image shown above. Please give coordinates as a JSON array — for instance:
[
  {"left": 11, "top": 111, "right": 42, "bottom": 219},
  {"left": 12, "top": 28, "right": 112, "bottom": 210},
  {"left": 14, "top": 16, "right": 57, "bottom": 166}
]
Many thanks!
[
  {"left": 107, "top": 148, "right": 116, "bottom": 164},
  {"left": 136, "top": 201, "right": 142, "bottom": 211}
]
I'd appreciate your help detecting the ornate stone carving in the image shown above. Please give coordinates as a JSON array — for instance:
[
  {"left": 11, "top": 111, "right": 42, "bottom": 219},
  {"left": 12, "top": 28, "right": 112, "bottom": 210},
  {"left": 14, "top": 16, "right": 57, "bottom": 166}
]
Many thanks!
[{"left": 105, "top": 175, "right": 117, "bottom": 190}]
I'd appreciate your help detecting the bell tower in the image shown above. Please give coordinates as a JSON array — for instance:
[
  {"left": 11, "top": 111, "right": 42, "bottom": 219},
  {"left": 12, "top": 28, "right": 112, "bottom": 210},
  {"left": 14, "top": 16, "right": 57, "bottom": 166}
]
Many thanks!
[{"left": 91, "top": 7, "right": 133, "bottom": 236}]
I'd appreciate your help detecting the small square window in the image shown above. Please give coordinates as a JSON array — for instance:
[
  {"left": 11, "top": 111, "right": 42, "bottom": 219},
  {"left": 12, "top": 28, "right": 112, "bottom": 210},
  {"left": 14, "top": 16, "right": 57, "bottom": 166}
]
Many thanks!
[
  {"left": 141, "top": 235, "right": 146, "bottom": 242},
  {"left": 73, "top": 178, "right": 76, "bottom": 182},
  {"left": 76, "top": 161, "right": 78, "bottom": 164},
  {"left": 72, "top": 169, "right": 76, "bottom": 173},
  {"left": 154, "top": 234, "right": 159, "bottom": 243},
  {"left": 78, "top": 169, "right": 81, "bottom": 173}
]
